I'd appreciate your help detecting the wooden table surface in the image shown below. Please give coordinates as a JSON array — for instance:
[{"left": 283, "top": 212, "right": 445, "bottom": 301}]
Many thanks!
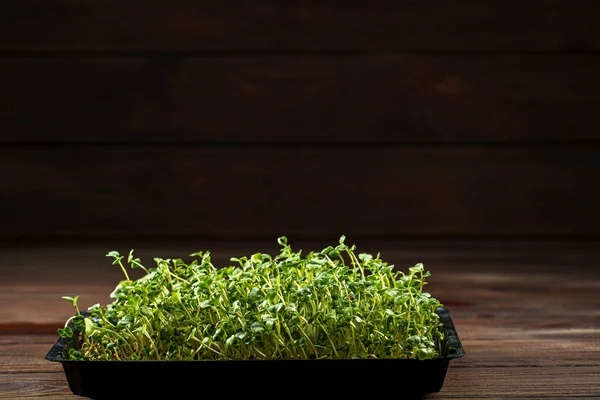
[{"left": 1, "top": 239, "right": 599, "bottom": 399}]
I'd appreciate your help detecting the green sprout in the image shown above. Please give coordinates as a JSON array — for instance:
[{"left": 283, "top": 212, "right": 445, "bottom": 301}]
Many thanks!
[{"left": 59, "top": 236, "right": 445, "bottom": 361}]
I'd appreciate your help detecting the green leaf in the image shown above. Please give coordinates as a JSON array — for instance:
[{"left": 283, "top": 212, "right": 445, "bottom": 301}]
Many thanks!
[
  {"left": 358, "top": 253, "right": 373, "bottom": 263},
  {"left": 409, "top": 263, "right": 424, "bottom": 274},
  {"left": 127, "top": 249, "right": 135, "bottom": 263},
  {"left": 225, "top": 335, "right": 235, "bottom": 348},
  {"left": 68, "top": 348, "right": 83, "bottom": 360},
  {"left": 84, "top": 318, "right": 97, "bottom": 337},
  {"left": 199, "top": 300, "right": 211, "bottom": 309},
  {"left": 141, "top": 307, "right": 153, "bottom": 317},
  {"left": 320, "top": 246, "right": 334, "bottom": 255},
  {"left": 58, "top": 326, "right": 73, "bottom": 339},
  {"left": 247, "top": 287, "right": 260, "bottom": 299},
  {"left": 417, "top": 348, "right": 435, "bottom": 360},
  {"left": 61, "top": 295, "right": 79, "bottom": 308},
  {"left": 106, "top": 251, "right": 120, "bottom": 258},
  {"left": 268, "top": 303, "right": 285, "bottom": 313},
  {"left": 118, "top": 315, "right": 134, "bottom": 326}
]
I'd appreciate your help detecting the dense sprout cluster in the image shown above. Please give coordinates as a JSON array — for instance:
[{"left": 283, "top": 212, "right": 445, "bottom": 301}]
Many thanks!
[{"left": 59, "top": 236, "right": 445, "bottom": 361}]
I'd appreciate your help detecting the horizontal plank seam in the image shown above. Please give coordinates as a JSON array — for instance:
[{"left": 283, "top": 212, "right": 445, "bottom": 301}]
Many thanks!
[
  {"left": 0, "top": 371, "right": 63, "bottom": 375},
  {"left": 453, "top": 364, "right": 600, "bottom": 369},
  {"left": 441, "top": 397, "right": 600, "bottom": 399},
  {"left": 2, "top": 142, "right": 600, "bottom": 150},
  {"left": 4, "top": 234, "right": 600, "bottom": 246},
  {"left": 0, "top": 324, "right": 61, "bottom": 335},
  {"left": 1, "top": 341, "right": 58, "bottom": 345},
  {"left": 1, "top": 49, "right": 600, "bottom": 58}
]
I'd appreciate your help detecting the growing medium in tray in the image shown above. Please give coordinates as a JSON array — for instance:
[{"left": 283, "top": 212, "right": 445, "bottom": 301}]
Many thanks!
[{"left": 58, "top": 236, "right": 446, "bottom": 361}]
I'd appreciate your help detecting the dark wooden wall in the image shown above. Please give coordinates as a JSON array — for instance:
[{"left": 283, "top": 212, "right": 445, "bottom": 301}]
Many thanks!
[{"left": 2, "top": 1, "right": 600, "bottom": 243}]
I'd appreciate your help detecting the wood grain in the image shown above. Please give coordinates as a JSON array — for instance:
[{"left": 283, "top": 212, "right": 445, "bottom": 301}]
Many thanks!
[
  {"left": 1, "top": 147, "right": 599, "bottom": 240},
  {"left": 0, "top": 373, "right": 75, "bottom": 399},
  {"left": 430, "top": 367, "right": 600, "bottom": 398},
  {"left": 1, "top": 242, "right": 599, "bottom": 398},
  {"left": 3, "top": 241, "right": 600, "bottom": 326},
  {"left": 1, "top": 55, "right": 600, "bottom": 144},
  {"left": 2, "top": 0, "right": 599, "bottom": 52}
]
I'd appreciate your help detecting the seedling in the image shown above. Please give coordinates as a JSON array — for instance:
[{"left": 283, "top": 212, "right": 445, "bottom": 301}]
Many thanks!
[{"left": 59, "top": 236, "right": 445, "bottom": 361}]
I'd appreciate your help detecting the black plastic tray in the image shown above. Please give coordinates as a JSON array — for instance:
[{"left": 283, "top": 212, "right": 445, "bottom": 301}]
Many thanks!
[{"left": 46, "top": 307, "right": 464, "bottom": 399}]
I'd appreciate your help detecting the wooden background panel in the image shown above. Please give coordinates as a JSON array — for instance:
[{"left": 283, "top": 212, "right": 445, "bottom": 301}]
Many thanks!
[
  {"left": 2, "top": 0, "right": 599, "bottom": 52},
  {"left": 1, "top": 55, "right": 600, "bottom": 144},
  {"left": 1, "top": 147, "right": 598, "bottom": 240}
]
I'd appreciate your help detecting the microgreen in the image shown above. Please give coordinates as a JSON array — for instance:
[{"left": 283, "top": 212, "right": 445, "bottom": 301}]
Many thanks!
[{"left": 59, "top": 236, "right": 445, "bottom": 361}]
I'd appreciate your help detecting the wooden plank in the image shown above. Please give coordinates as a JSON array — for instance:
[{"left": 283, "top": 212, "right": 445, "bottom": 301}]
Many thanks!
[
  {"left": 432, "top": 367, "right": 600, "bottom": 398},
  {"left": 1, "top": 0, "right": 599, "bottom": 52},
  {"left": 2, "top": 241, "right": 600, "bottom": 398},
  {"left": 1, "top": 366, "right": 599, "bottom": 399},
  {"left": 11, "top": 333, "right": 594, "bottom": 368},
  {"left": 1, "top": 56, "right": 600, "bottom": 144},
  {"left": 2, "top": 242, "right": 600, "bottom": 327},
  {"left": 1, "top": 147, "right": 599, "bottom": 239},
  {"left": 4, "top": 259, "right": 600, "bottom": 327},
  {"left": 0, "top": 372, "right": 76, "bottom": 399},
  {"left": 5, "top": 273, "right": 600, "bottom": 331}
]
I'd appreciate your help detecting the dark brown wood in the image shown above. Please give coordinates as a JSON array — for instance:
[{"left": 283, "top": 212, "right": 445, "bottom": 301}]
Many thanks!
[
  {"left": 2, "top": 0, "right": 599, "bottom": 52},
  {"left": 3, "top": 240, "right": 600, "bottom": 326},
  {"left": 1, "top": 147, "right": 599, "bottom": 240},
  {"left": 1, "top": 242, "right": 600, "bottom": 398},
  {"left": 1, "top": 55, "right": 600, "bottom": 144}
]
